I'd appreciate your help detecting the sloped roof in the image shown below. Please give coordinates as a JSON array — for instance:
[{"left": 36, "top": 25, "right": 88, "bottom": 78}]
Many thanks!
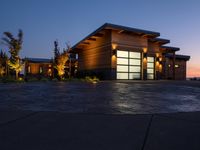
[
  {"left": 71, "top": 23, "right": 160, "bottom": 51},
  {"left": 25, "top": 58, "right": 52, "bottom": 63},
  {"left": 165, "top": 54, "right": 190, "bottom": 61},
  {"left": 149, "top": 38, "right": 170, "bottom": 45},
  {"left": 161, "top": 46, "right": 180, "bottom": 52}
]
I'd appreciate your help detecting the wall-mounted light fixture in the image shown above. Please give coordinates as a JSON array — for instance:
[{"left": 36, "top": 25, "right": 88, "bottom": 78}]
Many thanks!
[
  {"left": 159, "top": 57, "right": 162, "bottom": 64},
  {"left": 112, "top": 49, "right": 116, "bottom": 56},
  {"left": 143, "top": 52, "right": 147, "bottom": 58},
  {"left": 143, "top": 48, "right": 147, "bottom": 59},
  {"left": 156, "top": 57, "right": 159, "bottom": 62}
]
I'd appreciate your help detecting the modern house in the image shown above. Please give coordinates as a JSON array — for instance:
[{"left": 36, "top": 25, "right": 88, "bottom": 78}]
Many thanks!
[
  {"left": 23, "top": 56, "right": 78, "bottom": 78},
  {"left": 71, "top": 23, "right": 190, "bottom": 80},
  {"left": 24, "top": 58, "right": 53, "bottom": 77}
]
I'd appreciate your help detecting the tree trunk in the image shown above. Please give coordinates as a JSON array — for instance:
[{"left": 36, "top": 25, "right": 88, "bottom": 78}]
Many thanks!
[{"left": 16, "top": 71, "right": 18, "bottom": 80}]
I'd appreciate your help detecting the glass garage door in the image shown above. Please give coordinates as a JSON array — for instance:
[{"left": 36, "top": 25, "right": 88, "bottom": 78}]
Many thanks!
[
  {"left": 117, "top": 50, "right": 141, "bottom": 79},
  {"left": 147, "top": 57, "right": 155, "bottom": 79}
]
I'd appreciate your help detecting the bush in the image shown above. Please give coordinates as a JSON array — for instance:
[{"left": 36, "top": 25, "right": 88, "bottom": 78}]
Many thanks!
[
  {"left": 0, "top": 76, "right": 25, "bottom": 83},
  {"left": 85, "top": 76, "right": 99, "bottom": 83}
]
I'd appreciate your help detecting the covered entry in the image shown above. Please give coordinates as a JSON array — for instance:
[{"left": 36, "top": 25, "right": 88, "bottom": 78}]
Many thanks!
[{"left": 116, "top": 50, "right": 141, "bottom": 79}]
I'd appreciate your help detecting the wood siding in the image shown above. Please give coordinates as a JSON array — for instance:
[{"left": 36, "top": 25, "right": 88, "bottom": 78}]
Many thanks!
[
  {"left": 164, "top": 58, "right": 187, "bottom": 80},
  {"left": 148, "top": 41, "right": 160, "bottom": 54},
  {"left": 112, "top": 30, "right": 148, "bottom": 49},
  {"left": 25, "top": 62, "right": 52, "bottom": 76},
  {"left": 78, "top": 30, "right": 112, "bottom": 71}
]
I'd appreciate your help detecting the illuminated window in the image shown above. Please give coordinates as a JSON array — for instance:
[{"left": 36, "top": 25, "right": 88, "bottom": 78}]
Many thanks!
[
  {"left": 117, "top": 73, "right": 128, "bottom": 79},
  {"left": 175, "top": 64, "right": 179, "bottom": 68},
  {"left": 147, "top": 68, "right": 154, "bottom": 73},
  {"left": 116, "top": 50, "right": 141, "bottom": 79},
  {"left": 76, "top": 54, "right": 78, "bottom": 59},
  {"left": 129, "top": 73, "right": 140, "bottom": 79},
  {"left": 129, "top": 59, "right": 141, "bottom": 65},
  {"left": 147, "top": 62, "right": 154, "bottom": 68},
  {"left": 117, "top": 65, "right": 128, "bottom": 72},
  {"left": 147, "top": 57, "right": 154, "bottom": 79},
  {"left": 129, "top": 52, "right": 141, "bottom": 58},
  {"left": 39, "top": 67, "right": 43, "bottom": 73},
  {"left": 147, "top": 57, "right": 154, "bottom": 62},
  {"left": 28, "top": 66, "right": 31, "bottom": 73},
  {"left": 147, "top": 74, "right": 154, "bottom": 80},
  {"left": 117, "top": 50, "right": 128, "bottom": 57},
  {"left": 129, "top": 66, "right": 140, "bottom": 72},
  {"left": 117, "top": 58, "right": 128, "bottom": 65}
]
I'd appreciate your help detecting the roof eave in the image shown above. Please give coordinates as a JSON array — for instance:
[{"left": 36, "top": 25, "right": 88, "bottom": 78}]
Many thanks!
[{"left": 71, "top": 23, "right": 161, "bottom": 51}]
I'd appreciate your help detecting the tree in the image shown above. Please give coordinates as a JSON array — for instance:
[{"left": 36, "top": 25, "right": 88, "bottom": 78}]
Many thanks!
[
  {"left": 54, "top": 52, "right": 69, "bottom": 78},
  {"left": 0, "top": 50, "right": 8, "bottom": 77},
  {"left": 53, "top": 41, "right": 69, "bottom": 79},
  {"left": 2, "top": 30, "right": 24, "bottom": 79},
  {"left": 54, "top": 40, "right": 60, "bottom": 63}
]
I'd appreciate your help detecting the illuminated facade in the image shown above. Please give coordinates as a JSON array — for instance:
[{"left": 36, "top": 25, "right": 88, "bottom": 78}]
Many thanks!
[
  {"left": 24, "top": 57, "right": 78, "bottom": 78},
  {"left": 24, "top": 58, "right": 53, "bottom": 77},
  {"left": 71, "top": 23, "right": 190, "bottom": 80}
]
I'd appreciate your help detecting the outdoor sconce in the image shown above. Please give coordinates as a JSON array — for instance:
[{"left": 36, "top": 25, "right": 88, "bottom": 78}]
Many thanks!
[
  {"left": 159, "top": 58, "right": 162, "bottom": 64},
  {"left": 143, "top": 52, "right": 147, "bottom": 58},
  {"left": 112, "top": 49, "right": 116, "bottom": 56}
]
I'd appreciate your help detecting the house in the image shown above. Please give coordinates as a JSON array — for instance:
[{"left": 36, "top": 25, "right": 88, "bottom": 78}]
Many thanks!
[
  {"left": 24, "top": 58, "right": 53, "bottom": 77},
  {"left": 71, "top": 23, "right": 190, "bottom": 80},
  {"left": 24, "top": 56, "right": 78, "bottom": 78}
]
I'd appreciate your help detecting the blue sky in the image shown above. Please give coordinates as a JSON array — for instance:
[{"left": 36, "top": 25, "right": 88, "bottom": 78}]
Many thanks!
[{"left": 0, "top": 0, "right": 200, "bottom": 76}]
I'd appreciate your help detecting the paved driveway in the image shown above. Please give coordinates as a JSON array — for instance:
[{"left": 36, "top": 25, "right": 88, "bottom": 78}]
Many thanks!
[{"left": 0, "top": 81, "right": 199, "bottom": 114}]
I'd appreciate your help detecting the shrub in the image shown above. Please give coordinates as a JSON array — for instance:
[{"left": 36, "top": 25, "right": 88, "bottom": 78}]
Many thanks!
[
  {"left": 85, "top": 76, "right": 99, "bottom": 83},
  {"left": 0, "top": 76, "right": 24, "bottom": 83}
]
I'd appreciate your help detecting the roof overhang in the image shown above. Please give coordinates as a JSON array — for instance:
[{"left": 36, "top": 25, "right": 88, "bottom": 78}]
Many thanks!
[
  {"left": 71, "top": 23, "right": 161, "bottom": 52},
  {"left": 160, "top": 46, "right": 180, "bottom": 53},
  {"left": 165, "top": 54, "right": 190, "bottom": 61},
  {"left": 24, "top": 58, "right": 53, "bottom": 63},
  {"left": 149, "top": 38, "right": 170, "bottom": 45}
]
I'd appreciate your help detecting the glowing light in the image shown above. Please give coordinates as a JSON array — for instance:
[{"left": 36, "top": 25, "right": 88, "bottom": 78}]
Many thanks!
[
  {"left": 143, "top": 48, "right": 147, "bottom": 53},
  {"left": 159, "top": 64, "right": 162, "bottom": 72},
  {"left": 0, "top": 66, "right": 5, "bottom": 77},
  {"left": 156, "top": 53, "right": 159, "bottom": 58},
  {"left": 112, "top": 43, "right": 117, "bottom": 50},
  {"left": 175, "top": 64, "right": 179, "bottom": 68}
]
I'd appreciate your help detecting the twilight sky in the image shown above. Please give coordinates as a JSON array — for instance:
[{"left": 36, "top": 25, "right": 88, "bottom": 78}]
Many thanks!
[{"left": 0, "top": 0, "right": 200, "bottom": 77}]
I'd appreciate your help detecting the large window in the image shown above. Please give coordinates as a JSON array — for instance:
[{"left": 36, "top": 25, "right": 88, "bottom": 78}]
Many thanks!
[
  {"left": 147, "top": 57, "right": 154, "bottom": 79},
  {"left": 116, "top": 50, "right": 141, "bottom": 79}
]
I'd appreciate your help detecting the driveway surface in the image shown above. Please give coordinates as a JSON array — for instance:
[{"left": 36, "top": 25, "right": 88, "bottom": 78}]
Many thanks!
[{"left": 0, "top": 80, "right": 199, "bottom": 114}]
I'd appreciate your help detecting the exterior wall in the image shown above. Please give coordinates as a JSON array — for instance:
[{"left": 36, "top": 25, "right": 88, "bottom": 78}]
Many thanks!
[
  {"left": 77, "top": 30, "right": 112, "bottom": 79},
  {"left": 148, "top": 41, "right": 160, "bottom": 54},
  {"left": 164, "top": 58, "right": 187, "bottom": 80},
  {"left": 25, "top": 62, "right": 53, "bottom": 77},
  {"left": 148, "top": 41, "right": 165, "bottom": 80},
  {"left": 76, "top": 28, "right": 188, "bottom": 80},
  {"left": 112, "top": 30, "right": 148, "bottom": 49}
]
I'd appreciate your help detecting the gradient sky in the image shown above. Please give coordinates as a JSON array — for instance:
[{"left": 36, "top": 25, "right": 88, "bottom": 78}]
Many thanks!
[{"left": 0, "top": 0, "right": 200, "bottom": 77}]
